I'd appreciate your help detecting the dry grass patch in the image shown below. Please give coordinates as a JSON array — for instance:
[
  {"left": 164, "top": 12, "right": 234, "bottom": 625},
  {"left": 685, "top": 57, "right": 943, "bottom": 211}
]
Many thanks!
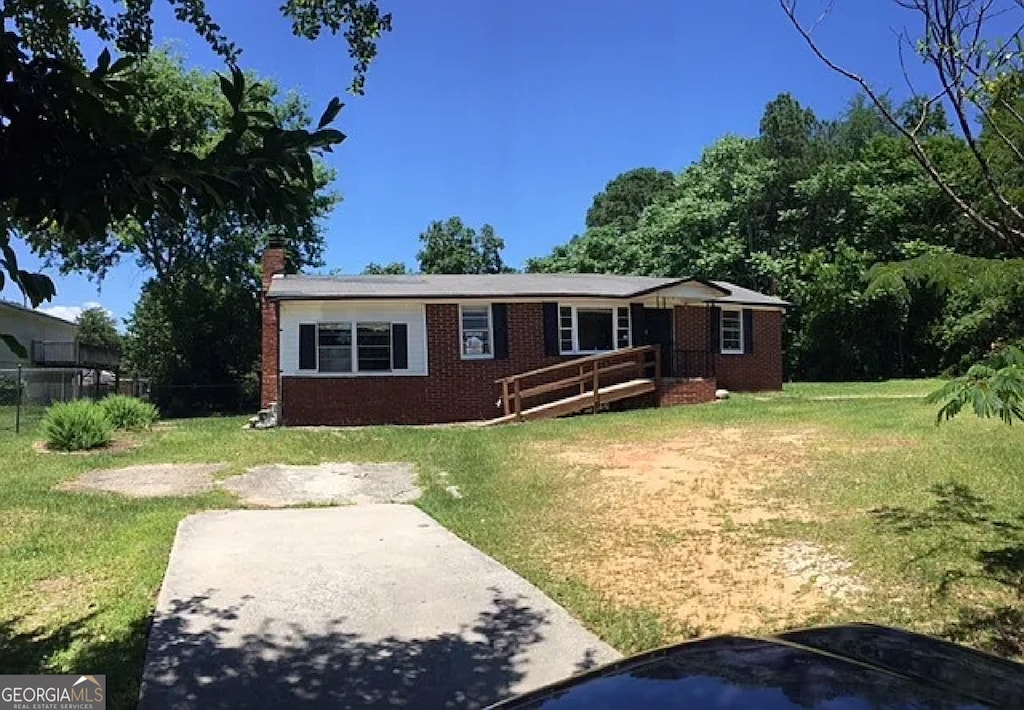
[
  {"left": 14, "top": 575, "right": 107, "bottom": 629},
  {"left": 543, "top": 425, "right": 876, "bottom": 639},
  {"left": 0, "top": 507, "right": 44, "bottom": 547}
]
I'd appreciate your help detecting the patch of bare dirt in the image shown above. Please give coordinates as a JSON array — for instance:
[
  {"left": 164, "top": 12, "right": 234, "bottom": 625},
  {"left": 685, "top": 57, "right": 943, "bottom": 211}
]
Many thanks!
[
  {"left": 767, "top": 542, "right": 868, "bottom": 600},
  {"left": 33, "top": 436, "right": 141, "bottom": 455},
  {"left": 546, "top": 426, "right": 871, "bottom": 637}
]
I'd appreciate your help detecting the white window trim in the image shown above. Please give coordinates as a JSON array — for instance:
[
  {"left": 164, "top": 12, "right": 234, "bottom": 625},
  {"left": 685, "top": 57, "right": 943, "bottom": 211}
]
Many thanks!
[
  {"left": 459, "top": 304, "right": 494, "bottom": 360},
  {"left": 559, "top": 304, "right": 631, "bottom": 355},
  {"left": 720, "top": 308, "right": 744, "bottom": 355}
]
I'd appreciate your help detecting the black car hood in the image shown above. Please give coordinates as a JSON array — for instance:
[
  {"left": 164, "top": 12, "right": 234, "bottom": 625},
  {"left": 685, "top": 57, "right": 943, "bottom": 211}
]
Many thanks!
[{"left": 493, "top": 624, "right": 1024, "bottom": 709}]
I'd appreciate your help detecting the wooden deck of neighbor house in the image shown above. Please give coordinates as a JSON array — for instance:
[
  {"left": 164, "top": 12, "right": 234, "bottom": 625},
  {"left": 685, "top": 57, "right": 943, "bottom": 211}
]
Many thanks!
[{"left": 487, "top": 346, "right": 664, "bottom": 425}]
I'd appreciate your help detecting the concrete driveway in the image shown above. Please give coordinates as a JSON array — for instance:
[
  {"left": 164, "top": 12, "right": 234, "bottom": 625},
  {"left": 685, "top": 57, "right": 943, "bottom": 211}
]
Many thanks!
[{"left": 139, "top": 506, "right": 620, "bottom": 709}]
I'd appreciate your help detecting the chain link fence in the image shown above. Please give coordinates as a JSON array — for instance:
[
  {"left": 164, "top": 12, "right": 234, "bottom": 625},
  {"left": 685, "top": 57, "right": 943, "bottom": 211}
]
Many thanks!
[
  {"left": 0, "top": 366, "right": 150, "bottom": 434},
  {"left": 148, "top": 380, "right": 258, "bottom": 418}
]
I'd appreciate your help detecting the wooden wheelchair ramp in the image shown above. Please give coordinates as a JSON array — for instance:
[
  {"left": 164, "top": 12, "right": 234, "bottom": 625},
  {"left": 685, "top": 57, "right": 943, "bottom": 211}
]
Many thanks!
[{"left": 485, "top": 346, "right": 661, "bottom": 426}]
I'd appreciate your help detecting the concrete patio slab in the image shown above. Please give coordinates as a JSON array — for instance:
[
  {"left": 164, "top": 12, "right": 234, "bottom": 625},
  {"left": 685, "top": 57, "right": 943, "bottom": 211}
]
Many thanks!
[
  {"left": 59, "top": 463, "right": 227, "bottom": 497},
  {"left": 139, "top": 505, "right": 620, "bottom": 709},
  {"left": 221, "top": 462, "right": 420, "bottom": 507}
]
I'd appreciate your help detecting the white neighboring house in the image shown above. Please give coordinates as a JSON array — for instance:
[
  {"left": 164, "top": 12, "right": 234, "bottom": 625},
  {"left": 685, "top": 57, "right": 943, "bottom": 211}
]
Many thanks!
[
  {"left": 0, "top": 300, "right": 79, "bottom": 367},
  {"left": 1, "top": 300, "right": 126, "bottom": 407}
]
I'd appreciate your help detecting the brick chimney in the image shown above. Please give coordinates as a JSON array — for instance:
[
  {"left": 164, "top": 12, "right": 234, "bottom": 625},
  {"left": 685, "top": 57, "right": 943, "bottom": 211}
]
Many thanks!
[{"left": 260, "top": 236, "right": 287, "bottom": 409}]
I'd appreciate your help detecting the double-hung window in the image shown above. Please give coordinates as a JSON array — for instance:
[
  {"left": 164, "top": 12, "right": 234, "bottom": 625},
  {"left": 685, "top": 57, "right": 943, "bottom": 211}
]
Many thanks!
[
  {"left": 301, "top": 322, "right": 404, "bottom": 373},
  {"left": 317, "top": 322, "right": 352, "bottom": 372},
  {"left": 558, "top": 305, "right": 631, "bottom": 354},
  {"left": 460, "top": 305, "right": 493, "bottom": 359},
  {"left": 356, "top": 322, "right": 392, "bottom": 371},
  {"left": 720, "top": 309, "right": 743, "bottom": 354}
]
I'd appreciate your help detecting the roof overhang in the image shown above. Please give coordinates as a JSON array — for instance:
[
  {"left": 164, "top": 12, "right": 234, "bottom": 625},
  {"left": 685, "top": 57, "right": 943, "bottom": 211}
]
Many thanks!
[{"left": 266, "top": 275, "right": 789, "bottom": 308}]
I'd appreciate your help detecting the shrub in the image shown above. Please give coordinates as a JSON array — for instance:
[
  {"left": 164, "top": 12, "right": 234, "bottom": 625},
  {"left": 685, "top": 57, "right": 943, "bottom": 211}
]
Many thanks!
[
  {"left": 99, "top": 395, "right": 159, "bottom": 431},
  {"left": 43, "top": 400, "right": 113, "bottom": 451}
]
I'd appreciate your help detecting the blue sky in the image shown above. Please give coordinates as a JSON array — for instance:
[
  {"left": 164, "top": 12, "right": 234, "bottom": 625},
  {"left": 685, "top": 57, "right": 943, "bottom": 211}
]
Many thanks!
[{"left": 6, "top": 0, "right": 938, "bottom": 325}]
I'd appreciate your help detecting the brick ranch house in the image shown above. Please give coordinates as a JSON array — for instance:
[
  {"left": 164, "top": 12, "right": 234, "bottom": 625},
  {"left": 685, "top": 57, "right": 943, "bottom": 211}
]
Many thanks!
[{"left": 260, "top": 244, "right": 787, "bottom": 426}]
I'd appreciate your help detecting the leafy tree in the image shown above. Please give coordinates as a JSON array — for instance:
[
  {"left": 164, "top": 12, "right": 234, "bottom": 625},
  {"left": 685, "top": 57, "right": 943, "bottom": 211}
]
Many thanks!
[
  {"left": 96, "top": 54, "right": 336, "bottom": 413},
  {"left": 76, "top": 306, "right": 121, "bottom": 352},
  {"left": 417, "top": 218, "right": 512, "bottom": 274},
  {"left": 0, "top": 0, "right": 390, "bottom": 350},
  {"left": 781, "top": 0, "right": 1024, "bottom": 255},
  {"left": 585, "top": 168, "right": 677, "bottom": 232},
  {"left": 124, "top": 275, "right": 260, "bottom": 415},
  {"left": 529, "top": 137, "right": 765, "bottom": 278},
  {"left": 781, "top": 0, "right": 1024, "bottom": 421},
  {"left": 362, "top": 262, "right": 411, "bottom": 275},
  {"left": 27, "top": 51, "right": 338, "bottom": 281},
  {"left": 527, "top": 226, "right": 641, "bottom": 274},
  {"left": 759, "top": 92, "right": 819, "bottom": 164},
  {"left": 529, "top": 89, "right": 1013, "bottom": 385}
]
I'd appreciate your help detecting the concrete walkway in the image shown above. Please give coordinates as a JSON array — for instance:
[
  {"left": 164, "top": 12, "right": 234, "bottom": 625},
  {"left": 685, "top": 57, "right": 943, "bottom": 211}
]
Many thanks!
[{"left": 139, "top": 506, "right": 620, "bottom": 709}]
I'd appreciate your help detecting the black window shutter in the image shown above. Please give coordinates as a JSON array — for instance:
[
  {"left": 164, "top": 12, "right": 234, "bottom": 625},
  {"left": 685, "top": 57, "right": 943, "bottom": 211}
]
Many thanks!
[
  {"left": 299, "top": 324, "right": 316, "bottom": 369},
  {"left": 492, "top": 304, "right": 509, "bottom": 359},
  {"left": 710, "top": 307, "right": 722, "bottom": 354},
  {"left": 391, "top": 323, "right": 409, "bottom": 369},
  {"left": 542, "top": 302, "right": 559, "bottom": 356},
  {"left": 629, "top": 303, "right": 646, "bottom": 345},
  {"left": 743, "top": 309, "right": 754, "bottom": 354}
]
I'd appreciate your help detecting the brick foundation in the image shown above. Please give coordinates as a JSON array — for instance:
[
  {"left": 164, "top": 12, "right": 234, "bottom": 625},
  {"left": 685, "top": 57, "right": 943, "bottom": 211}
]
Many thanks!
[{"left": 656, "top": 378, "right": 717, "bottom": 406}]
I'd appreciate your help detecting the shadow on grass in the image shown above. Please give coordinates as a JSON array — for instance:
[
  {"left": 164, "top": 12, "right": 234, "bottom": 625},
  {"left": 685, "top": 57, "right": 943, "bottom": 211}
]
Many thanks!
[
  {"left": 871, "top": 482, "right": 1024, "bottom": 657},
  {"left": 137, "top": 588, "right": 589, "bottom": 710},
  {"left": 0, "top": 613, "right": 150, "bottom": 710}
]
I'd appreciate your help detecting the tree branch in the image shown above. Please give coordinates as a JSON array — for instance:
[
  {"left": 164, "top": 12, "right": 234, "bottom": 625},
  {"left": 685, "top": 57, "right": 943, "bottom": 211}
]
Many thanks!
[{"left": 779, "top": 0, "right": 1024, "bottom": 255}]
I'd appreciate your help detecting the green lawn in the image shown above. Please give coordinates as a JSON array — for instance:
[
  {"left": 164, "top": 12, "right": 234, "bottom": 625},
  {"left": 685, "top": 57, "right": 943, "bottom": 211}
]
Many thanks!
[{"left": 1, "top": 379, "right": 1022, "bottom": 707}]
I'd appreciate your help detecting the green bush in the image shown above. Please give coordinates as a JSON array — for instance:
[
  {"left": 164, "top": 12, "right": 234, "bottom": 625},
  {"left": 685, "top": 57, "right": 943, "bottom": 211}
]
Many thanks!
[
  {"left": 42, "top": 400, "right": 113, "bottom": 451},
  {"left": 99, "top": 395, "right": 159, "bottom": 431}
]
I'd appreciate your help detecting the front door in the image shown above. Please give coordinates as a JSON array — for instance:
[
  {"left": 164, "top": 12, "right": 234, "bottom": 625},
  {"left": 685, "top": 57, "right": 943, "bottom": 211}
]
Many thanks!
[{"left": 642, "top": 308, "right": 674, "bottom": 377}]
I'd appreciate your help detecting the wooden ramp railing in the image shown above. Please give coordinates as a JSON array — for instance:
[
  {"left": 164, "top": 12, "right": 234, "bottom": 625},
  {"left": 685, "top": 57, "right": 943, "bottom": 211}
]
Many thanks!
[{"left": 488, "top": 346, "right": 661, "bottom": 425}]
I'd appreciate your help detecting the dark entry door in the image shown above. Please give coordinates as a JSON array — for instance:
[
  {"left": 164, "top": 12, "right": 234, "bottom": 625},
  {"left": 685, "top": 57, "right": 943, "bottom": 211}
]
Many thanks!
[{"left": 642, "top": 308, "right": 674, "bottom": 377}]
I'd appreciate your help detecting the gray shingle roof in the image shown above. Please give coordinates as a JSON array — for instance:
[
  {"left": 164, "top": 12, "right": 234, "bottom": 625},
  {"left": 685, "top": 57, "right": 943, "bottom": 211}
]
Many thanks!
[
  {"left": 267, "top": 273, "right": 788, "bottom": 306},
  {"left": 268, "top": 273, "right": 680, "bottom": 299},
  {"left": 709, "top": 281, "right": 790, "bottom": 307}
]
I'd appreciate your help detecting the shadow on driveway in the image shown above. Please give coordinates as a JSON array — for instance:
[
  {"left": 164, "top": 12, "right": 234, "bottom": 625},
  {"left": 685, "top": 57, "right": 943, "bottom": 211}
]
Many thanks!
[{"left": 141, "top": 588, "right": 598, "bottom": 709}]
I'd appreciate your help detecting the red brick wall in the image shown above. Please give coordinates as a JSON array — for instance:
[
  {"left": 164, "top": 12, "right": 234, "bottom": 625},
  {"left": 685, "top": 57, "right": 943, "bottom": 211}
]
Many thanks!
[
  {"left": 672, "top": 305, "right": 712, "bottom": 378},
  {"left": 674, "top": 304, "right": 710, "bottom": 351},
  {"left": 656, "top": 378, "right": 717, "bottom": 406},
  {"left": 281, "top": 303, "right": 572, "bottom": 425},
  {"left": 673, "top": 304, "right": 782, "bottom": 391},
  {"left": 281, "top": 376, "right": 433, "bottom": 425},
  {"left": 260, "top": 247, "right": 286, "bottom": 408},
  {"left": 278, "top": 301, "right": 784, "bottom": 425},
  {"left": 714, "top": 309, "right": 784, "bottom": 391}
]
